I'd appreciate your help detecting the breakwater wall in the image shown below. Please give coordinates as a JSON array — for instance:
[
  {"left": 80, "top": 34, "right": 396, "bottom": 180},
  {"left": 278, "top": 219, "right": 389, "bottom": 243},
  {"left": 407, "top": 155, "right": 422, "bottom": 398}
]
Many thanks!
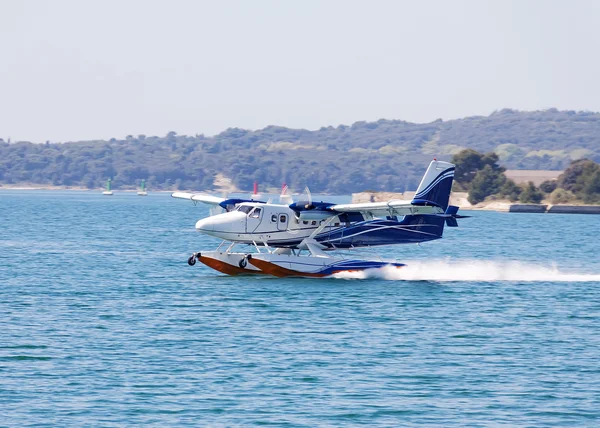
[
  {"left": 509, "top": 204, "right": 600, "bottom": 214},
  {"left": 509, "top": 204, "right": 548, "bottom": 213},
  {"left": 547, "top": 205, "right": 600, "bottom": 214}
]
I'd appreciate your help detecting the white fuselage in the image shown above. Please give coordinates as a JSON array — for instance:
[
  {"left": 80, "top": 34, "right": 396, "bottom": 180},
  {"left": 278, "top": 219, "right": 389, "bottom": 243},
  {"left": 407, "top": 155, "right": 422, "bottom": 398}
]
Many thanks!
[{"left": 195, "top": 202, "right": 343, "bottom": 246}]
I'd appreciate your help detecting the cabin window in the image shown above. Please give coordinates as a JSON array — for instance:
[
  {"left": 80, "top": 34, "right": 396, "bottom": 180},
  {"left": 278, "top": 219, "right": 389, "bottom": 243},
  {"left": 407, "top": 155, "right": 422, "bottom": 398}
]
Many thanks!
[
  {"left": 303, "top": 220, "right": 308, "bottom": 225},
  {"left": 279, "top": 214, "right": 287, "bottom": 223},
  {"left": 271, "top": 214, "right": 277, "bottom": 222},
  {"left": 334, "top": 222, "right": 340, "bottom": 226},
  {"left": 249, "top": 208, "right": 262, "bottom": 219},
  {"left": 311, "top": 221, "right": 317, "bottom": 226}
]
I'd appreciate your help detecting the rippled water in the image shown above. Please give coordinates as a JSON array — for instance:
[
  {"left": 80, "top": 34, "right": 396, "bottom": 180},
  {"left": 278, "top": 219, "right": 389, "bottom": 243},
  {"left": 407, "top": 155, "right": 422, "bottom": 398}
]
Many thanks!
[{"left": 1, "top": 190, "right": 600, "bottom": 426}]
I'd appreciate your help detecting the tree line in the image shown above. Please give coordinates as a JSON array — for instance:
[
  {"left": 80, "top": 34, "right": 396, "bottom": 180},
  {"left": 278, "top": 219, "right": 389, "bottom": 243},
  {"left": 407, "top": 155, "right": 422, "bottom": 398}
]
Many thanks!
[
  {"left": 1, "top": 108, "right": 600, "bottom": 193},
  {"left": 452, "top": 149, "right": 600, "bottom": 205}
]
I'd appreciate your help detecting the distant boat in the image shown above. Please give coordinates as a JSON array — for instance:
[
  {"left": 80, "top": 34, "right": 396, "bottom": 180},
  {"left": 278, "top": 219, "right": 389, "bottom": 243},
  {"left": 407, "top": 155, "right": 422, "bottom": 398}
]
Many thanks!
[
  {"left": 102, "top": 179, "right": 113, "bottom": 195},
  {"left": 250, "top": 181, "right": 261, "bottom": 199},
  {"left": 137, "top": 179, "right": 148, "bottom": 196},
  {"left": 279, "top": 183, "right": 293, "bottom": 204}
]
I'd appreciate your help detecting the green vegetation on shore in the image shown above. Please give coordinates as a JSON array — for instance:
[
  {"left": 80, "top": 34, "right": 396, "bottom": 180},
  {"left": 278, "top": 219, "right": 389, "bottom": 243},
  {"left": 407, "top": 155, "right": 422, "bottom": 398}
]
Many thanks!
[
  {"left": 1, "top": 109, "right": 600, "bottom": 193},
  {"left": 554, "top": 159, "right": 600, "bottom": 204},
  {"left": 452, "top": 149, "right": 600, "bottom": 205}
]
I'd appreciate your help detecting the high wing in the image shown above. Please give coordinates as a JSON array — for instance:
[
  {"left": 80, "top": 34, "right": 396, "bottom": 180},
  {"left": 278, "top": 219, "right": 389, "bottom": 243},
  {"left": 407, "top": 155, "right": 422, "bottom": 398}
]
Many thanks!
[
  {"left": 329, "top": 200, "right": 444, "bottom": 217},
  {"left": 328, "top": 160, "right": 456, "bottom": 217},
  {"left": 171, "top": 192, "right": 225, "bottom": 205}
]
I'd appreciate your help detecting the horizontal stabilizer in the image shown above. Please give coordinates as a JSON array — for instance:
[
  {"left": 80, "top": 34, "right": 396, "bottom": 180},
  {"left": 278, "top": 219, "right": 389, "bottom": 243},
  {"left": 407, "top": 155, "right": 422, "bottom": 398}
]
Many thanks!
[
  {"left": 439, "top": 205, "right": 470, "bottom": 227},
  {"left": 445, "top": 205, "right": 459, "bottom": 216},
  {"left": 445, "top": 217, "right": 459, "bottom": 227}
]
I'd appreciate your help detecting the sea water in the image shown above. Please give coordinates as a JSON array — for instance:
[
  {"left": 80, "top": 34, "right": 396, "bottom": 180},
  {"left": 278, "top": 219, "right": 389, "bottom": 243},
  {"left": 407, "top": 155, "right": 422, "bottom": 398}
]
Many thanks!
[{"left": 1, "top": 191, "right": 599, "bottom": 426}]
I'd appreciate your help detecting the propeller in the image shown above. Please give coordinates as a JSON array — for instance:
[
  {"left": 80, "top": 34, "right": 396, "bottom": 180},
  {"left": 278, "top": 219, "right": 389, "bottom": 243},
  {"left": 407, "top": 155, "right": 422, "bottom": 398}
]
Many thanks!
[
  {"left": 209, "top": 177, "right": 234, "bottom": 216},
  {"left": 209, "top": 199, "right": 225, "bottom": 217},
  {"left": 303, "top": 186, "right": 314, "bottom": 210}
]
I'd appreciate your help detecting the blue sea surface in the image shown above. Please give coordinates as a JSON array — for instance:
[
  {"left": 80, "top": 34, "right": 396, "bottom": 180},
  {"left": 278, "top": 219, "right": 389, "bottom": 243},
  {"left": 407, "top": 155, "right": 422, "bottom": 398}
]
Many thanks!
[{"left": 1, "top": 190, "right": 600, "bottom": 427}]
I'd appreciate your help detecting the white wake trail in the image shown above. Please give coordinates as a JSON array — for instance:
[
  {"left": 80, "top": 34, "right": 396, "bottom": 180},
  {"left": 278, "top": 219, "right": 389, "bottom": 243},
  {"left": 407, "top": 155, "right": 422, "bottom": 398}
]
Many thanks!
[{"left": 332, "top": 260, "right": 600, "bottom": 282}]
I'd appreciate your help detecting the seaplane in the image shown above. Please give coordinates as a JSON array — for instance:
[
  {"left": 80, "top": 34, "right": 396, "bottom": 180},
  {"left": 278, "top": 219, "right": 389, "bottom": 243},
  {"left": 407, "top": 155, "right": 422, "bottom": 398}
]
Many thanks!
[{"left": 172, "top": 160, "right": 466, "bottom": 278}]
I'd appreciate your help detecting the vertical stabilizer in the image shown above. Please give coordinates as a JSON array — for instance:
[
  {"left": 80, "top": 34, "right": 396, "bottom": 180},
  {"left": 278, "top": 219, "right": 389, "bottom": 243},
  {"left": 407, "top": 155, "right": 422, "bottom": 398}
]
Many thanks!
[{"left": 412, "top": 160, "right": 455, "bottom": 210}]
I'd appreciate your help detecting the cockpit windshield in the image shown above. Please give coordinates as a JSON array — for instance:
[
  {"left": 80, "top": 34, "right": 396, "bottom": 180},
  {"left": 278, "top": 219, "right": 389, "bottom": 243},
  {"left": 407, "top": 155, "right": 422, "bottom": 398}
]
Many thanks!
[{"left": 235, "top": 204, "right": 262, "bottom": 218}]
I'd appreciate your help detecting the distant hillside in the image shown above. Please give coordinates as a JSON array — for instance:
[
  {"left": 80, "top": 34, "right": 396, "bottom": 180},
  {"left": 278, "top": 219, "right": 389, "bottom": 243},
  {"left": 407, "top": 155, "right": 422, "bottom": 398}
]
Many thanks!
[{"left": 1, "top": 108, "right": 599, "bottom": 193}]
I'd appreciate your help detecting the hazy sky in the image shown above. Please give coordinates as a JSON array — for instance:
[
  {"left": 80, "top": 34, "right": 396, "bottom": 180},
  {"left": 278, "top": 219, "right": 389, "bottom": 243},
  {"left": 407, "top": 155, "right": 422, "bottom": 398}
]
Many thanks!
[{"left": 2, "top": 0, "right": 599, "bottom": 142}]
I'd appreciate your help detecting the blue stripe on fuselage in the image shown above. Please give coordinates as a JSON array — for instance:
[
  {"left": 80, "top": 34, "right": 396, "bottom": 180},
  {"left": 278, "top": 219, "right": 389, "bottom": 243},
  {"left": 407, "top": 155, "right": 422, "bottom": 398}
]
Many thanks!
[
  {"left": 316, "top": 216, "right": 444, "bottom": 248},
  {"left": 227, "top": 216, "right": 446, "bottom": 249}
]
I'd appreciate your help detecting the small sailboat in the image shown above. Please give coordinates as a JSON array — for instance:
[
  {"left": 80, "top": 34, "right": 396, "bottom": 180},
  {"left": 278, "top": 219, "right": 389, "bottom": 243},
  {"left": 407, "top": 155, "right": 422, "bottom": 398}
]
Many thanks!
[
  {"left": 102, "top": 178, "right": 113, "bottom": 195},
  {"left": 137, "top": 179, "right": 148, "bottom": 196}
]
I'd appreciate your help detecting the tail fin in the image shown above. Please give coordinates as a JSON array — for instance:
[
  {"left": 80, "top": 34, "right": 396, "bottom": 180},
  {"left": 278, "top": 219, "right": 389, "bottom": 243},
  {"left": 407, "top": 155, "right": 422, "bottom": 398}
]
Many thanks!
[{"left": 412, "top": 160, "right": 455, "bottom": 210}]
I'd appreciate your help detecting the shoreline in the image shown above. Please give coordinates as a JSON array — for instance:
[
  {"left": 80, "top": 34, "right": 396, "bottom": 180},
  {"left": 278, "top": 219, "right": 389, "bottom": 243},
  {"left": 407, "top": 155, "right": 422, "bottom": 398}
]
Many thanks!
[
  {"left": 3, "top": 187, "right": 599, "bottom": 213},
  {"left": 0, "top": 185, "right": 173, "bottom": 192},
  {"left": 352, "top": 191, "right": 600, "bottom": 213}
]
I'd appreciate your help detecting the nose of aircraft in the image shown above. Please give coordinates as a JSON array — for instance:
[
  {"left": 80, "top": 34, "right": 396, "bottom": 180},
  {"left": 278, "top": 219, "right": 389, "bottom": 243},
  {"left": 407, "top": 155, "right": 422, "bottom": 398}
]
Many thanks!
[
  {"left": 195, "top": 217, "right": 215, "bottom": 231},
  {"left": 195, "top": 211, "right": 247, "bottom": 234}
]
